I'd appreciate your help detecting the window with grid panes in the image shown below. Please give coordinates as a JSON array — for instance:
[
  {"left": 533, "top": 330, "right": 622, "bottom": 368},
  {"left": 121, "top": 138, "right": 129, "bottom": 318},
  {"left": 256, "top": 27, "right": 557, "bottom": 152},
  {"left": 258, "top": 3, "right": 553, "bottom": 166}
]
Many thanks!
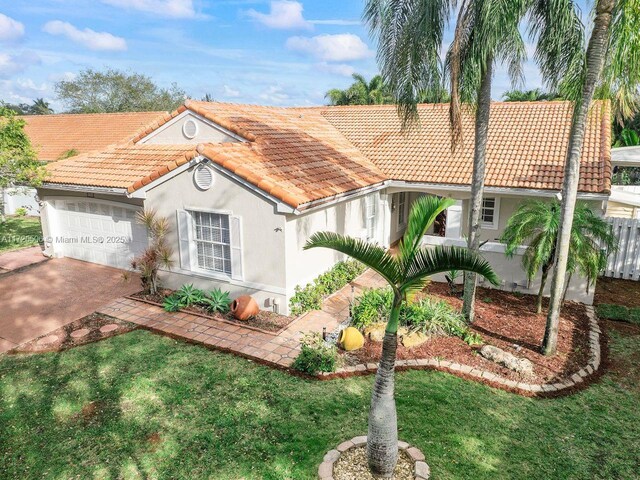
[{"left": 192, "top": 211, "right": 232, "bottom": 274}]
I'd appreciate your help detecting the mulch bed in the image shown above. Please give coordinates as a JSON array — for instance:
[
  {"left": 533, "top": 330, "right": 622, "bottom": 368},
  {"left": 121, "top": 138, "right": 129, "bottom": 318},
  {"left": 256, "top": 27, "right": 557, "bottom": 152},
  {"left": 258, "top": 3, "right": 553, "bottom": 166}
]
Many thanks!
[
  {"left": 341, "top": 283, "right": 591, "bottom": 384},
  {"left": 333, "top": 447, "right": 414, "bottom": 480},
  {"left": 10, "top": 313, "right": 136, "bottom": 354},
  {"left": 594, "top": 277, "right": 640, "bottom": 308},
  {"left": 130, "top": 290, "right": 294, "bottom": 333}
]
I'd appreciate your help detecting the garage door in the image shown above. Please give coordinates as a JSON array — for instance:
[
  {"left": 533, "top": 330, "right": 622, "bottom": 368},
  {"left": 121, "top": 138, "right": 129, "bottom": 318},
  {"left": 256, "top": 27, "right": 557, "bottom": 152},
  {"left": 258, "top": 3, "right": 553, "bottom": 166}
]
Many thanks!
[{"left": 52, "top": 199, "right": 148, "bottom": 269}]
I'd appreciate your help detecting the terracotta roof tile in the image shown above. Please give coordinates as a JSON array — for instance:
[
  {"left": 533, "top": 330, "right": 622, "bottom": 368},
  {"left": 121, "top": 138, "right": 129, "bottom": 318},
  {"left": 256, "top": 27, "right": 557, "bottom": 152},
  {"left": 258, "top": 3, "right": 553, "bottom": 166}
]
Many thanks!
[
  {"left": 21, "top": 111, "right": 168, "bottom": 162},
  {"left": 321, "top": 100, "right": 611, "bottom": 194}
]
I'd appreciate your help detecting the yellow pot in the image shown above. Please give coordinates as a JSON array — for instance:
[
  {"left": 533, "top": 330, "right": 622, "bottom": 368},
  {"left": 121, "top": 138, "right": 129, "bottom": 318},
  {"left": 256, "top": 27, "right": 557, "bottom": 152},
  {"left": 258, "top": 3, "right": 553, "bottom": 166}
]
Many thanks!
[{"left": 339, "top": 327, "right": 365, "bottom": 351}]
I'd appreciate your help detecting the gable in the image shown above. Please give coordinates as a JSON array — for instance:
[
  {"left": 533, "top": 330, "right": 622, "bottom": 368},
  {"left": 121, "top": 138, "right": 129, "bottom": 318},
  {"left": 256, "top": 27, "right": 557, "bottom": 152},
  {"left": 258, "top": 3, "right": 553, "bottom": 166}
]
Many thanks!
[{"left": 139, "top": 111, "right": 242, "bottom": 145}]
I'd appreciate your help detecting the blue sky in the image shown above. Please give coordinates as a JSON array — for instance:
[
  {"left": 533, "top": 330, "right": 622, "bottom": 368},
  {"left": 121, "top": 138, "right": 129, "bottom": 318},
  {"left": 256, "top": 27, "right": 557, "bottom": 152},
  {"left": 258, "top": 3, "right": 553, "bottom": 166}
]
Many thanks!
[{"left": 0, "top": 0, "right": 581, "bottom": 112}]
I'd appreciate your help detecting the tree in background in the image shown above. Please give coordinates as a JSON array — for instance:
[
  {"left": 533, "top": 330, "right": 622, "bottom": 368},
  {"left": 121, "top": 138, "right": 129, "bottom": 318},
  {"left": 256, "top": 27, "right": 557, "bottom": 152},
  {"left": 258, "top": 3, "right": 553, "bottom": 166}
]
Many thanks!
[
  {"left": 544, "top": 0, "right": 640, "bottom": 355},
  {"left": 305, "top": 196, "right": 498, "bottom": 477},
  {"left": 502, "top": 88, "right": 558, "bottom": 101},
  {"left": 501, "top": 200, "right": 616, "bottom": 315},
  {"left": 325, "top": 73, "right": 392, "bottom": 105},
  {"left": 55, "top": 68, "right": 185, "bottom": 113},
  {"left": 0, "top": 106, "right": 45, "bottom": 220},
  {"left": 5, "top": 98, "right": 54, "bottom": 115}
]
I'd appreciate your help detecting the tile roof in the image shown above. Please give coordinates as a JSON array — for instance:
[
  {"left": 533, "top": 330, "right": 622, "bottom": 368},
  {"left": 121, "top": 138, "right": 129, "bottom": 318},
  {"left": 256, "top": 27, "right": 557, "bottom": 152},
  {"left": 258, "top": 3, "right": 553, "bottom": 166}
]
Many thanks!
[
  {"left": 43, "top": 100, "right": 611, "bottom": 209},
  {"left": 45, "top": 144, "right": 199, "bottom": 192},
  {"left": 21, "top": 111, "right": 168, "bottom": 161},
  {"left": 321, "top": 100, "right": 611, "bottom": 194}
]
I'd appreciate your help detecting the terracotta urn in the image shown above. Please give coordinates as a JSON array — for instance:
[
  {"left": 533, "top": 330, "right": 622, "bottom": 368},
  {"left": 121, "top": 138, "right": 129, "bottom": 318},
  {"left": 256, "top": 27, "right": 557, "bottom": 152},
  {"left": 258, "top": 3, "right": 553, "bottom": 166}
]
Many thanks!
[
  {"left": 339, "top": 327, "right": 365, "bottom": 351},
  {"left": 231, "top": 295, "right": 259, "bottom": 321}
]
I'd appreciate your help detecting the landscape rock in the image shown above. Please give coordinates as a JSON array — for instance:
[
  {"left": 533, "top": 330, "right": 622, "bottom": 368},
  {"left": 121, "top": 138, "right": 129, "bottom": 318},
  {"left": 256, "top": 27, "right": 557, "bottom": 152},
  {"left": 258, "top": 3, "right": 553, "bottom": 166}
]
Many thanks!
[
  {"left": 479, "top": 345, "right": 534, "bottom": 375},
  {"left": 400, "top": 331, "right": 430, "bottom": 348},
  {"left": 363, "top": 323, "right": 386, "bottom": 342}
]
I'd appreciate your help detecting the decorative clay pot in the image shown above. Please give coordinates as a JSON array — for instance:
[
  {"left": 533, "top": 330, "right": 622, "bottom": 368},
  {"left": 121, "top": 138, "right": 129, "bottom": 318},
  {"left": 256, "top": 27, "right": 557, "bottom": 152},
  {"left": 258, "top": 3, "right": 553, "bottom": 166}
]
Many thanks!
[
  {"left": 231, "top": 295, "right": 259, "bottom": 321},
  {"left": 339, "top": 327, "right": 364, "bottom": 351}
]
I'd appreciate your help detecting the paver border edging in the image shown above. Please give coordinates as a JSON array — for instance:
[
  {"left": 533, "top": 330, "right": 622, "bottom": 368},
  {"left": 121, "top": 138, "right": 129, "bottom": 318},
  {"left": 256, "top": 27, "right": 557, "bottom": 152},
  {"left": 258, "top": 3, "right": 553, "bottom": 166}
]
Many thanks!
[
  {"left": 315, "top": 306, "right": 603, "bottom": 397},
  {"left": 319, "top": 436, "right": 429, "bottom": 480}
]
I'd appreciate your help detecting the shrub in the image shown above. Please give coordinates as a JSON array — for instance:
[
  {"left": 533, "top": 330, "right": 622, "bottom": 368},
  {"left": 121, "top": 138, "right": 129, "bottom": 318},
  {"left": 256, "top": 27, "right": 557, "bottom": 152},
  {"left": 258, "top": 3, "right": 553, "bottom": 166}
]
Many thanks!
[
  {"left": 351, "top": 287, "right": 482, "bottom": 345},
  {"left": 130, "top": 210, "right": 173, "bottom": 295},
  {"left": 163, "top": 294, "right": 183, "bottom": 312},
  {"left": 175, "top": 284, "right": 205, "bottom": 307},
  {"left": 201, "top": 288, "right": 231, "bottom": 314},
  {"left": 291, "top": 333, "right": 338, "bottom": 374},
  {"left": 351, "top": 288, "right": 393, "bottom": 329},
  {"left": 14, "top": 207, "right": 28, "bottom": 217},
  {"left": 289, "top": 260, "right": 366, "bottom": 316}
]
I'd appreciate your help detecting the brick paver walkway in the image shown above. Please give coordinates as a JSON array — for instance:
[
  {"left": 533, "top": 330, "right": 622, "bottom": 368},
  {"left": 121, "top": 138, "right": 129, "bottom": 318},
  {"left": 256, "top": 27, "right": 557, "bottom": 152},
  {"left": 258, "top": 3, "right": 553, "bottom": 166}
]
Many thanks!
[{"left": 98, "top": 269, "right": 386, "bottom": 368}]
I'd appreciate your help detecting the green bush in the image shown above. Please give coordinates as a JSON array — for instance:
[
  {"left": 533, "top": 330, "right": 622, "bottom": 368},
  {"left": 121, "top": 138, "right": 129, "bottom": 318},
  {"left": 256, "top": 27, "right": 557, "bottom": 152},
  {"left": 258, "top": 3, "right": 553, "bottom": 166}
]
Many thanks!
[
  {"left": 175, "top": 284, "right": 205, "bottom": 307},
  {"left": 163, "top": 294, "right": 183, "bottom": 312},
  {"left": 14, "top": 207, "right": 28, "bottom": 217},
  {"left": 289, "top": 260, "right": 366, "bottom": 316},
  {"left": 351, "top": 287, "right": 482, "bottom": 345},
  {"left": 201, "top": 288, "right": 231, "bottom": 314},
  {"left": 291, "top": 333, "right": 338, "bottom": 374},
  {"left": 597, "top": 303, "right": 640, "bottom": 325}
]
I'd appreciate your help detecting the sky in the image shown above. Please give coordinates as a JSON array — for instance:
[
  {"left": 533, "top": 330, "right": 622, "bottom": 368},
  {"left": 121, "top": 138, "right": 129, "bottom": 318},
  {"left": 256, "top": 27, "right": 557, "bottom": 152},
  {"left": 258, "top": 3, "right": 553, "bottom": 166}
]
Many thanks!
[{"left": 0, "top": 0, "right": 585, "bottom": 112}]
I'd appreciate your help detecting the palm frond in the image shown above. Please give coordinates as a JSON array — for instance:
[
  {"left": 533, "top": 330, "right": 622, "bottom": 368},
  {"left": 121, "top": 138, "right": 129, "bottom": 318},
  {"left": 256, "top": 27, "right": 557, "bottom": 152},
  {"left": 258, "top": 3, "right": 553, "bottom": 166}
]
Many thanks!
[
  {"left": 402, "top": 245, "right": 499, "bottom": 293},
  {"left": 304, "top": 232, "right": 401, "bottom": 286}
]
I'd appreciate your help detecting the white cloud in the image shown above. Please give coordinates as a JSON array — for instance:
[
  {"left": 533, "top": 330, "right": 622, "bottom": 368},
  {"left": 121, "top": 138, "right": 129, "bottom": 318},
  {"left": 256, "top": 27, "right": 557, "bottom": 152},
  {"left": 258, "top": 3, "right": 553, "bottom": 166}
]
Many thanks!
[
  {"left": 0, "top": 13, "right": 25, "bottom": 42},
  {"left": 259, "top": 85, "right": 289, "bottom": 104},
  {"left": 286, "top": 34, "right": 373, "bottom": 62},
  {"left": 42, "top": 21, "right": 127, "bottom": 51},
  {"left": 0, "top": 51, "right": 41, "bottom": 77},
  {"left": 246, "top": 1, "right": 312, "bottom": 30},
  {"left": 308, "top": 19, "right": 361, "bottom": 26},
  {"left": 102, "top": 0, "right": 197, "bottom": 18},
  {"left": 223, "top": 84, "right": 241, "bottom": 98},
  {"left": 0, "top": 78, "right": 50, "bottom": 105},
  {"left": 316, "top": 62, "right": 355, "bottom": 77}
]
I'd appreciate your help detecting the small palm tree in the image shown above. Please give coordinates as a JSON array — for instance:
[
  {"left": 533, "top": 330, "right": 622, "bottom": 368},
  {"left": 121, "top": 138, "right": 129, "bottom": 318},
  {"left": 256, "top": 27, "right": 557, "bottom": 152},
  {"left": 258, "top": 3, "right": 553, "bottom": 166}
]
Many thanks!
[
  {"left": 305, "top": 196, "right": 498, "bottom": 477},
  {"left": 502, "top": 88, "right": 557, "bottom": 102},
  {"left": 501, "top": 200, "right": 616, "bottom": 315}
]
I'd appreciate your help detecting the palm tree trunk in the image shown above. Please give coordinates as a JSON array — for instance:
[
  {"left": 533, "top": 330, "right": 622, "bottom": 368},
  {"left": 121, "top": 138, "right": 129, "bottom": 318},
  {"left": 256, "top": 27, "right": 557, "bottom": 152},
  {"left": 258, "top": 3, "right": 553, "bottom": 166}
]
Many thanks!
[
  {"left": 463, "top": 57, "right": 493, "bottom": 323},
  {"left": 537, "top": 262, "right": 552, "bottom": 314},
  {"left": 367, "top": 301, "right": 400, "bottom": 477},
  {"left": 543, "top": 0, "right": 615, "bottom": 356}
]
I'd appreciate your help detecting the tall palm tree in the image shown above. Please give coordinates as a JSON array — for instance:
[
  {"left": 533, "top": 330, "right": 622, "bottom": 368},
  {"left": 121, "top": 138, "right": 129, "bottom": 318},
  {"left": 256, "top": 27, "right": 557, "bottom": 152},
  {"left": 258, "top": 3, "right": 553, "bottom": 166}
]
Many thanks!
[
  {"left": 365, "top": 0, "right": 583, "bottom": 323},
  {"left": 30, "top": 98, "right": 53, "bottom": 115},
  {"left": 305, "top": 196, "right": 498, "bottom": 477},
  {"left": 325, "top": 73, "right": 392, "bottom": 106},
  {"left": 543, "top": 0, "right": 640, "bottom": 355},
  {"left": 502, "top": 88, "right": 557, "bottom": 101},
  {"left": 501, "top": 200, "right": 616, "bottom": 314}
]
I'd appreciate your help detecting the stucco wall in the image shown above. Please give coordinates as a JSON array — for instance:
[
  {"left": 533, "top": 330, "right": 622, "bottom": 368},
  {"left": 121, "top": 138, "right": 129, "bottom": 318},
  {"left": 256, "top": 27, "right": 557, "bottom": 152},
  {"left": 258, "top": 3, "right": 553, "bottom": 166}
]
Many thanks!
[
  {"left": 284, "top": 190, "right": 388, "bottom": 299},
  {"left": 141, "top": 112, "right": 239, "bottom": 145},
  {"left": 144, "top": 163, "right": 288, "bottom": 312}
]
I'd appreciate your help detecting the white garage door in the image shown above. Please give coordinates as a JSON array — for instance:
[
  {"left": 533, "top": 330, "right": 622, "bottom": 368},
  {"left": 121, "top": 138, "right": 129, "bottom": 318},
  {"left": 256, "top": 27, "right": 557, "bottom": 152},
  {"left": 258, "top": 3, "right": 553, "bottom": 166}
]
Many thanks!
[{"left": 52, "top": 199, "right": 148, "bottom": 269}]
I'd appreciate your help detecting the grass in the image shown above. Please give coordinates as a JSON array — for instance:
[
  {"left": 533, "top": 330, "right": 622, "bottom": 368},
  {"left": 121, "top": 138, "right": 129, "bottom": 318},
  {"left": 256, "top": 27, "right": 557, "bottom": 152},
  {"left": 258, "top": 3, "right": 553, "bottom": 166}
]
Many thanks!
[
  {"left": 597, "top": 303, "right": 640, "bottom": 325},
  {"left": 0, "top": 327, "right": 639, "bottom": 479},
  {"left": 0, "top": 216, "right": 42, "bottom": 253}
]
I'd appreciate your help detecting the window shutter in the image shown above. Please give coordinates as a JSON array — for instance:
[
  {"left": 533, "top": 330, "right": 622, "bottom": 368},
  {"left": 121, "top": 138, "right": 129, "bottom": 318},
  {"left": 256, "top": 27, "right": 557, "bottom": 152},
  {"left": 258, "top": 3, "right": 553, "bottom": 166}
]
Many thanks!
[
  {"left": 230, "top": 215, "right": 243, "bottom": 280},
  {"left": 177, "top": 210, "right": 192, "bottom": 270}
]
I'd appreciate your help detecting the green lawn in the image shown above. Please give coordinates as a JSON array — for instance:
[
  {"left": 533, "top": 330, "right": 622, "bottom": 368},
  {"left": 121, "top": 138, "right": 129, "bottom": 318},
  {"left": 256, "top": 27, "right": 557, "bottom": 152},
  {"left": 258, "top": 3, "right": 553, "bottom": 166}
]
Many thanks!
[
  {"left": 1, "top": 326, "right": 638, "bottom": 480},
  {"left": 0, "top": 216, "right": 42, "bottom": 253}
]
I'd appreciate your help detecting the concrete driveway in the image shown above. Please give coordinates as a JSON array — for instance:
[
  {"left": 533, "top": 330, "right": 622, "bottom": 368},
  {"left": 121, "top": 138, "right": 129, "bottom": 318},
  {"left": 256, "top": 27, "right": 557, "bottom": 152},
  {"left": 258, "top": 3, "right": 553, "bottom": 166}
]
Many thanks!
[{"left": 0, "top": 257, "right": 140, "bottom": 353}]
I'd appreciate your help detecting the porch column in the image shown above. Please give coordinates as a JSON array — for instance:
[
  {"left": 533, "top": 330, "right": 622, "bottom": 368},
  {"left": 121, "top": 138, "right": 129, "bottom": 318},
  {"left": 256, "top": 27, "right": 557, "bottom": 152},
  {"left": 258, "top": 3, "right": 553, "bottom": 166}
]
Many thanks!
[{"left": 445, "top": 200, "right": 463, "bottom": 239}]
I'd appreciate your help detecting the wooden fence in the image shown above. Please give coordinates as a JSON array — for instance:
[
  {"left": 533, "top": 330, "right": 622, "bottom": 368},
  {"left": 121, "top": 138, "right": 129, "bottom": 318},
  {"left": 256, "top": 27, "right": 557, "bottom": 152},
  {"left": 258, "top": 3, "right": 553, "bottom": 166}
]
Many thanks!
[{"left": 604, "top": 217, "right": 640, "bottom": 280}]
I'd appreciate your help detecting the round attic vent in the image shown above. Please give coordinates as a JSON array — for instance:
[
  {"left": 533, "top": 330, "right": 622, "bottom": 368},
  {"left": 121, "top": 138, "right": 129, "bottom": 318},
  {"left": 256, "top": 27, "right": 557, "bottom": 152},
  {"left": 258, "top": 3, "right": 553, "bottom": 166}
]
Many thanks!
[
  {"left": 194, "top": 164, "right": 213, "bottom": 190},
  {"left": 182, "top": 118, "right": 198, "bottom": 139}
]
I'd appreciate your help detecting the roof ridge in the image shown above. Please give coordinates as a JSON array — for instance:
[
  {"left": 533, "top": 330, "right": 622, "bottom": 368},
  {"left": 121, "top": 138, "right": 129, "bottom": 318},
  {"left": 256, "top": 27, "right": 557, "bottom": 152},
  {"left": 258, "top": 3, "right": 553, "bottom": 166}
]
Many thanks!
[{"left": 20, "top": 111, "right": 167, "bottom": 119}]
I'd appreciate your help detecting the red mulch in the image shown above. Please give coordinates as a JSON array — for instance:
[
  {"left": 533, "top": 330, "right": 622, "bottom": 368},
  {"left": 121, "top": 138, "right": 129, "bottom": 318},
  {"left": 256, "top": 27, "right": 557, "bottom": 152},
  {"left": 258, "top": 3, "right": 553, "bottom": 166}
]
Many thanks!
[
  {"left": 594, "top": 277, "right": 640, "bottom": 308},
  {"left": 342, "top": 283, "right": 592, "bottom": 384},
  {"left": 130, "top": 290, "right": 294, "bottom": 333},
  {"left": 10, "top": 313, "right": 136, "bottom": 354}
]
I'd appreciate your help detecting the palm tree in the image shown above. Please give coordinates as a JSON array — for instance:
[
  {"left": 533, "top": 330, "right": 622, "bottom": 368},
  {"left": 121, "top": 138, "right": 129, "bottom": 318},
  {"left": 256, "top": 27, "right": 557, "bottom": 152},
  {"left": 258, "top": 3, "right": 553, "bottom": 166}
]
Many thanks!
[
  {"left": 325, "top": 73, "right": 392, "bottom": 105},
  {"left": 305, "top": 196, "right": 498, "bottom": 477},
  {"left": 501, "top": 200, "right": 616, "bottom": 315},
  {"left": 365, "top": 0, "right": 582, "bottom": 323},
  {"left": 502, "top": 88, "right": 557, "bottom": 101},
  {"left": 543, "top": 0, "right": 640, "bottom": 355},
  {"left": 30, "top": 98, "right": 53, "bottom": 115}
]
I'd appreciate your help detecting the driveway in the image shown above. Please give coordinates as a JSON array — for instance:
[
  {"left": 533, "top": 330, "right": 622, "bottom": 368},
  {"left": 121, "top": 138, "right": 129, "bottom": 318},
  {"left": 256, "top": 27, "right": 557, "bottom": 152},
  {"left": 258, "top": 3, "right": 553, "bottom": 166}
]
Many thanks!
[{"left": 0, "top": 257, "right": 140, "bottom": 353}]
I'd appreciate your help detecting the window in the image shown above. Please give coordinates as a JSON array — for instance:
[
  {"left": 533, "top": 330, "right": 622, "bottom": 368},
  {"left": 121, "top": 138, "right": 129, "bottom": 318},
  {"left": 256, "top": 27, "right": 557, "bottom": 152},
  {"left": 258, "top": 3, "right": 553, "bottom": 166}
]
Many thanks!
[
  {"left": 192, "top": 211, "right": 232, "bottom": 274},
  {"left": 397, "top": 192, "right": 407, "bottom": 227},
  {"left": 481, "top": 197, "right": 500, "bottom": 229},
  {"left": 365, "top": 194, "right": 377, "bottom": 240}
]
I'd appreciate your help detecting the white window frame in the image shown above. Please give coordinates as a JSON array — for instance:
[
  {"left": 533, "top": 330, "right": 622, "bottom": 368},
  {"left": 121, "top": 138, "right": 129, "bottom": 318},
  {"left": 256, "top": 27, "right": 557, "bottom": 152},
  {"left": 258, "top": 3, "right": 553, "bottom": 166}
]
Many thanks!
[
  {"left": 364, "top": 194, "right": 377, "bottom": 241},
  {"left": 397, "top": 192, "right": 407, "bottom": 229},
  {"left": 480, "top": 197, "right": 500, "bottom": 230},
  {"left": 190, "top": 209, "right": 233, "bottom": 276}
]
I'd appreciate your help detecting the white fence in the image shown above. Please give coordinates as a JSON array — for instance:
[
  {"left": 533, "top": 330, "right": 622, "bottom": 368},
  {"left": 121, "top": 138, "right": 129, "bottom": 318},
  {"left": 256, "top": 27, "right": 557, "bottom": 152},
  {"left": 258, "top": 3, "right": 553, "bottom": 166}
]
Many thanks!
[
  {"left": 604, "top": 217, "right": 640, "bottom": 280},
  {"left": 2, "top": 187, "right": 39, "bottom": 216}
]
